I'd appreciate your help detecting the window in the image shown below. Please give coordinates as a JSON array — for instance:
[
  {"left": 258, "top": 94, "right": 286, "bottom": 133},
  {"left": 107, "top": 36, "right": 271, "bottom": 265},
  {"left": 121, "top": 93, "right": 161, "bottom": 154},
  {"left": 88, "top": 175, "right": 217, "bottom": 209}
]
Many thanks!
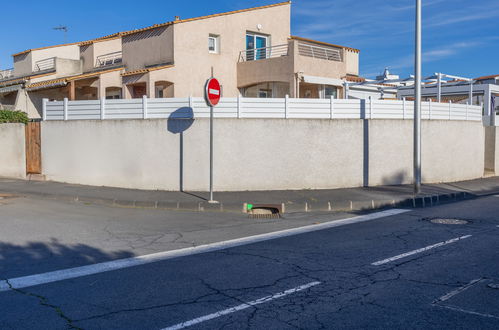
[
  {"left": 324, "top": 85, "right": 338, "bottom": 99},
  {"left": 246, "top": 33, "right": 269, "bottom": 60},
  {"left": 258, "top": 89, "right": 272, "bottom": 98},
  {"left": 155, "top": 86, "right": 164, "bottom": 98},
  {"left": 209, "top": 35, "right": 219, "bottom": 54}
]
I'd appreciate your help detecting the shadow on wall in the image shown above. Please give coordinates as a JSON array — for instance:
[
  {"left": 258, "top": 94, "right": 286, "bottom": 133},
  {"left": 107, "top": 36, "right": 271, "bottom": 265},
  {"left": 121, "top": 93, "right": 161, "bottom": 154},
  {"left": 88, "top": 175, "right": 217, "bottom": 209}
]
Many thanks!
[
  {"left": 0, "top": 238, "right": 134, "bottom": 278},
  {"left": 381, "top": 170, "right": 410, "bottom": 186},
  {"left": 167, "top": 107, "right": 194, "bottom": 193}
]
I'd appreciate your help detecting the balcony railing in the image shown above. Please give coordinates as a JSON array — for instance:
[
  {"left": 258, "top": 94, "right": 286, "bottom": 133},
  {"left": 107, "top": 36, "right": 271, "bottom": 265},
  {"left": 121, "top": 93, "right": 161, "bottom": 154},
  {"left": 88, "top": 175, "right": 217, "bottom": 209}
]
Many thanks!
[
  {"left": 0, "top": 68, "right": 14, "bottom": 79},
  {"left": 298, "top": 42, "right": 343, "bottom": 62},
  {"left": 34, "top": 57, "right": 56, "bottom": 72},
  {"left": 96, "top": 51, "right": 123, "bottom": 67},
  {"left": 239, "top": 44, "right": 289, "bottom": 62}
]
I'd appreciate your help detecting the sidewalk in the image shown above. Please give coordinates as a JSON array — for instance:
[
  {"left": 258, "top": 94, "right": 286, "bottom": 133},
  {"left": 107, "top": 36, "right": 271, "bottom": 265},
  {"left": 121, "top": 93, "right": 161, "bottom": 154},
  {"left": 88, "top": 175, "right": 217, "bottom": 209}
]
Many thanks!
[{"left": 1, "top": 176, "right": 498, "bottom": 213}]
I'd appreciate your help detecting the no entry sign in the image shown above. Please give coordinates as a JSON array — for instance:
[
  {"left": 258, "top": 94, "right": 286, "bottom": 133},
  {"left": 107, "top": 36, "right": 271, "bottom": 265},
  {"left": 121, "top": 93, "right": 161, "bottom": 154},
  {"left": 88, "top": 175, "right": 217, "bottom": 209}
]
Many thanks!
[{"left": 205, "top": 78, "right": 221, "bottom": 106}]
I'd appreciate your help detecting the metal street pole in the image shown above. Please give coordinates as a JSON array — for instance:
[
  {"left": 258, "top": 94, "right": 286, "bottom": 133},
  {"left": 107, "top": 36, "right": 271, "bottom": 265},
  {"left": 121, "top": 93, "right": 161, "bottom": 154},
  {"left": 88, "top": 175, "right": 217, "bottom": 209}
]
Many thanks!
[
  {"left": 414, "top": 0, "right": 422, "bottom": 194},
  {"left": 209, "top": 67, "right": 217, "bottom": 203},
  {"left": 209, "top": 103, "right": 214, "bottom": 202}
]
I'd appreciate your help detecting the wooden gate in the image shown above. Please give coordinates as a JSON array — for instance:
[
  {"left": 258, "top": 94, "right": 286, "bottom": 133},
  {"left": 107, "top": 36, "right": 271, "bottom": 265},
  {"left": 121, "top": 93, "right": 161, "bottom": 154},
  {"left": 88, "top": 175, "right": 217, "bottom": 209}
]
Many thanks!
[{"left": 25, "top": 122, "right": 42, "bottom": 174}]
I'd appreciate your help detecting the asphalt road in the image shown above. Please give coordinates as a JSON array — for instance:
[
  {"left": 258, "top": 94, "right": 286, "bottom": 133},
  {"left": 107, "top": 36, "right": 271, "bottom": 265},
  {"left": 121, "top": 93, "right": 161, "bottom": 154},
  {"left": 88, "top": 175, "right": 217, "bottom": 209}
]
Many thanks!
[{"left": 0, "top": 194, "right": 498, "bottom": 329}]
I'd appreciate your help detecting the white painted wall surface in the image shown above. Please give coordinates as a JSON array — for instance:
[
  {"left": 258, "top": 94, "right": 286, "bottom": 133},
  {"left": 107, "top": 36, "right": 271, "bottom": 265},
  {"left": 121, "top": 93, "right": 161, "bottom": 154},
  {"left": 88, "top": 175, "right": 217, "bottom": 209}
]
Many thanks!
[
  {"left": 0, "top": 124, "right": 26, "bottom": 179},
  {"left": 41, "top": 119, "right": 484, "bottom": 191}
]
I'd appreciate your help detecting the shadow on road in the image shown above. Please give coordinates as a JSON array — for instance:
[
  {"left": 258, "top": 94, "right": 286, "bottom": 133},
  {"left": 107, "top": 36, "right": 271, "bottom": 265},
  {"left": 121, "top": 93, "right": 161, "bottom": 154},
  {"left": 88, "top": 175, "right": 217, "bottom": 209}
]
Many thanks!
[{"left": 0, "top": 239, "right": 134, "bottom": 278}]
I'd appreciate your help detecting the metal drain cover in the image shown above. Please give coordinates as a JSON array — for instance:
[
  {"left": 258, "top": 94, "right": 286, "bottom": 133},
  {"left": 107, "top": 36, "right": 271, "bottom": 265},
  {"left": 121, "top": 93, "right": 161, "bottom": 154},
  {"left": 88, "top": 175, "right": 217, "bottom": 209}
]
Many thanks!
[{"left": 430, "top": 218, "right": 469, "bottom": 225}]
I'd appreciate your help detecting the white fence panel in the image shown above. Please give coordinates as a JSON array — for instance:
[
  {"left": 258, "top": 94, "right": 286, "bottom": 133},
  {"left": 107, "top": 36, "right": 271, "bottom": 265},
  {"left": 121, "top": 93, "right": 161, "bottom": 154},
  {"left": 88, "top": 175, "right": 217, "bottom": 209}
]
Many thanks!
[{"left": 43, "top": 97, "right": 483, "bottom": 122}]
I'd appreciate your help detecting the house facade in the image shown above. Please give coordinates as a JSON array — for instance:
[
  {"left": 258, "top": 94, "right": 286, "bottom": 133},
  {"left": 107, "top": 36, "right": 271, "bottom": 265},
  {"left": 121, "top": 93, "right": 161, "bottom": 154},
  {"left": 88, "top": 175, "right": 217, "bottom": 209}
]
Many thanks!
[{"left": 0, "top": 1, "right": 361, "bottom": 118}]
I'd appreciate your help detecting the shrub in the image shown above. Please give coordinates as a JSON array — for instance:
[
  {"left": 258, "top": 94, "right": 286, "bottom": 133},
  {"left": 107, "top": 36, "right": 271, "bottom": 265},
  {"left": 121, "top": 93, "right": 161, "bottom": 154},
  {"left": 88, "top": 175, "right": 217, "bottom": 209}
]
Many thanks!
[{"left": 0, "top": 110, "right": 29, "bottom": 124}]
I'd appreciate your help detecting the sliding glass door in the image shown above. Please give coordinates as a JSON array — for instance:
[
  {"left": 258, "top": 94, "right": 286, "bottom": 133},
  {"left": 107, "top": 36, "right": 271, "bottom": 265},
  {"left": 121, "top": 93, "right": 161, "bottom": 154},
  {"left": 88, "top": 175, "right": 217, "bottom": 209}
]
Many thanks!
[{"left": 246, "top": 33, "right": 268, "bottom": 61}]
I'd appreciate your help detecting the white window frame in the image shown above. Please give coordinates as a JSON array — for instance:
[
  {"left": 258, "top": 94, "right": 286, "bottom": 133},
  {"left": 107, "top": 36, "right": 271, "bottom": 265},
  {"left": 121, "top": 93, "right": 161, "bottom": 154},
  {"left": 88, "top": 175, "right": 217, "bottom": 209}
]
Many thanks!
[
  {"left": 246, "top": 32, "right": 270, "bottom": 60},
  {"left": 209, "top": 35, "right": 219, "bottom": 54}
]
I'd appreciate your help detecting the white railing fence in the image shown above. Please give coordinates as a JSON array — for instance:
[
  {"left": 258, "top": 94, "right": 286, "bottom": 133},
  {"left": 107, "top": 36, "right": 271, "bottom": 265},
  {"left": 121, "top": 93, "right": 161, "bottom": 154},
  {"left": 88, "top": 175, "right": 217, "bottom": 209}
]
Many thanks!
[
  {"left": 34, "top": 58, "right": 56, "bottom": 72},
  {"left": 95, "top": 51, "right": 123, "bottom": 67},
  {"left": 239, "top": 44, "right": 289, "bottom": 62},
  {"left": 297, "top": 42, "right": 343, "bottom": 62},
  {"left": 42, "top": 97, "right": 483, "bottom": 122},
  {"left": 0, "top": 68, "right": 14, "bottom": 79}
]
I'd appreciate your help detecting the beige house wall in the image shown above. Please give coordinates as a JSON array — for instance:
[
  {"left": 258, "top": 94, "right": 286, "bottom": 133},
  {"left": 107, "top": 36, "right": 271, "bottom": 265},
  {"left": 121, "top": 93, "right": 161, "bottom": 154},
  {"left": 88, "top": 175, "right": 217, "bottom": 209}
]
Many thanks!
[
  {"left": 345, "top": 49, "right": 359, "bottom": 76},
  {"left": 80, "top": 45, "right": 95, "bottom": 73},
  {"left": 13, "top": 53, "right": 33, "bottom": 77},
  {"left": 98, "top": 70, "right": 124, "bottom": 98},
  {"left": 168, "top": 3, "right": 291, "bottom": 97},
  {"left": 122, "top": 26, "right": 174, "bottom": 72},
  {"left": 84, "top": 38, "right": 123, "bottom": 73}
]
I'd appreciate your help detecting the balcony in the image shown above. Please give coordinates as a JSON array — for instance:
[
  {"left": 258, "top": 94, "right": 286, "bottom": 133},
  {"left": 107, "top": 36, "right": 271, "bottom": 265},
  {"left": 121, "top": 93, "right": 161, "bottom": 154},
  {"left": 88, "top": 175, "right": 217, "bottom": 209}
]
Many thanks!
[
  {"left": 34, "top": 58, "right": 56, "bottom": 72},
  {"left": 297, "top": 42, "right": 343, "bottom": 62},
  {"left": 239, "top": 44, "right": 289, "bottom": 62},
  {"left": 95, "top": 51, "right": 123, "bottom": 67},
  {"left": 0, "top": 68, "right": 14, "bottom": 80}
]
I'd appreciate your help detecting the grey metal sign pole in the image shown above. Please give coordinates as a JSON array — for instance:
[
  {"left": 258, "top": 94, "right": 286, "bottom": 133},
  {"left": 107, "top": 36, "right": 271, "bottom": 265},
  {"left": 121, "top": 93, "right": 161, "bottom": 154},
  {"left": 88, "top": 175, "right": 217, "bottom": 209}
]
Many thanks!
[
  {"left": 414, "top": 0, "right": 422, "bottom": 194},
  {"left": 209, "top": 103, "right": 214, "bottom": 202}
]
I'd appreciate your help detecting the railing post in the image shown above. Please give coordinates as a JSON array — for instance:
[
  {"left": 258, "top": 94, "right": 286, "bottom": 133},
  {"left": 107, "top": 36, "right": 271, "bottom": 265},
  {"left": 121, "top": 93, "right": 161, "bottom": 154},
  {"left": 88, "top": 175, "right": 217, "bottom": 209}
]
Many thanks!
[
  {"left": 369, "top": 96, "right": 373, "bottom": 119},
  {"left": 188, "top": 95, "right": 193, "bottom": 119},
  {"left": 285, "top": 94, "right": 289, "bottom": 119},
  {"left": 429, "top": 99, "right": 432, "bottom": 120},
  {"left": 330, "top": 95, "right": 334, "bottom": 119},
  {"left": 403, "top": 97, "right": 406, "bottom": 120},
  {"left": 449, "top": 100, "right": 452, "bottom": 120},
  {"left": 100, "top": 97, "right": 106, "bottom": 120},
  {"left": 63, "top": 97, "right": 68, "bottom": 121},
  {"left": 142, "top": 95, "right": 148, "bottom": 119},
  {"left": 238, "top": 95, "right": 242, "bottom": 118},
  {"left": 466, "top": 103, "right": 469, "bottom": 121},
  {"left": 42, "top": 98, "right": 48, "bottom": 121}
]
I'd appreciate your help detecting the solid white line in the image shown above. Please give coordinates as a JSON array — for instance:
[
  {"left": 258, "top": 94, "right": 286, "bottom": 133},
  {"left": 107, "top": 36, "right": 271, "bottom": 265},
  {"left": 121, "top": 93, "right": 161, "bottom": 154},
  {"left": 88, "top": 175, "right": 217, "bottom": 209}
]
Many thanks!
[
  {"left": 161, "top": 281, "right": 321, "bottom": 330},
  {"left": 0, "top": 208, "right": 408, "bottom": 293},
  {"left": 371, "top": 235, "right": 472, "bottom": 266}
]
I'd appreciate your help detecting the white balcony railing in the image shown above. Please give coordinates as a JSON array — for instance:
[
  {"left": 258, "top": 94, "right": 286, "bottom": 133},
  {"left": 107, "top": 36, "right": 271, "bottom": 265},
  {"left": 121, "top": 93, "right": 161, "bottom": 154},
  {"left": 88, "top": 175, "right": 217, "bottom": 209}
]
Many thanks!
[
  {"left": 0, "top": 68, "right": 14, "bottom": 79},
  {"left": 34, "top": 58, "right": 56, "bottom": 72},
  {"left": 96, "top": 51, "right": 123, "bottom": 67},
  {"left": 239, "top": 44, "right": 289, "bottom": 62},
  {"left": 298, "top": 42, "right": 343, "bottom": 62}
]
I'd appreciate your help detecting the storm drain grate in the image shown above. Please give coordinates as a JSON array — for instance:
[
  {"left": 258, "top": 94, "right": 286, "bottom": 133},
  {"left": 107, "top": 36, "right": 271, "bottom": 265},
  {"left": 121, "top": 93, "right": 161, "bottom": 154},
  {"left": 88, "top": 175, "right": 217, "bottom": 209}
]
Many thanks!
[
  {"left": 246, "top": 204, "right": 282, "bottom": 219},
  {"left": 430, "top": 218, "right": 469, "bottom": 225}
]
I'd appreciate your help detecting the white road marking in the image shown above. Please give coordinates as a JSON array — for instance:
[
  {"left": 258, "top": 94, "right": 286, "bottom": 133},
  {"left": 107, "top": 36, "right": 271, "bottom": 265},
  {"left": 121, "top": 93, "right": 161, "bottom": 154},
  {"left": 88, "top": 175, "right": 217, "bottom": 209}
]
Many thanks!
[
  {"left": 435, "top": 304, "right": 499, "bottom": 320},
  {"left": 433, "top": 278, "right": 499, "bottom": 319},
  {"left": 0, "top": 209, "right": 409, "bottom": 293},
  {"left": 161, "top": 281, "right": 321, "bottom": 330},
  {"left": 371, "top": 235, "right": 472, "bottom": 266},
  {"left": 434, "top": 278, "right": 483, "bottom": 303}
]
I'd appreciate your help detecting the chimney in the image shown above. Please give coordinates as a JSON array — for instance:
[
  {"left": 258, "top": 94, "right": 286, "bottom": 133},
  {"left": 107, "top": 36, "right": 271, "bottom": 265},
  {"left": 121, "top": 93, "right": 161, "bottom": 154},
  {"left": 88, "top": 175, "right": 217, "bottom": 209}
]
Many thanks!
[{"left": 174, "top": 16, "right": 181, "bottom": 21}]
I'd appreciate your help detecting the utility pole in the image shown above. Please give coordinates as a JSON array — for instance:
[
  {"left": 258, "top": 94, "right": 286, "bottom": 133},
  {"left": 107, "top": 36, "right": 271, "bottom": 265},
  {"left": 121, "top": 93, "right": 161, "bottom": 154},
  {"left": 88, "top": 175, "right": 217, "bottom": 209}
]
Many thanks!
[{"left": 414, "top": 0, "right": 422, "bottom": 194}]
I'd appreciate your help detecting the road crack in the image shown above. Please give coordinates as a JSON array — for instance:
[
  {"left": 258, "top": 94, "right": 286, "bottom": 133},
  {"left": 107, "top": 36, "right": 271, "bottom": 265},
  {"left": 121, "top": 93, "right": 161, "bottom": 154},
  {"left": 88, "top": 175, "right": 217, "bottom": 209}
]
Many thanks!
[{"left": 5, "top": 279, "right": 82, "bottom": 330}]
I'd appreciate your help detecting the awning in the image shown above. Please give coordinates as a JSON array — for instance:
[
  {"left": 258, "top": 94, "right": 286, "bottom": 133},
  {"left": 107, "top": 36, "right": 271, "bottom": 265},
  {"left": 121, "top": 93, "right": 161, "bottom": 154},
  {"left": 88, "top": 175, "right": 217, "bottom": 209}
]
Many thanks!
[
  {"left": 302, "top": 75, "right": 344, "bottom": 87},
  {"left": 0, "top": 84, "right": 22, "bottom": 94}
]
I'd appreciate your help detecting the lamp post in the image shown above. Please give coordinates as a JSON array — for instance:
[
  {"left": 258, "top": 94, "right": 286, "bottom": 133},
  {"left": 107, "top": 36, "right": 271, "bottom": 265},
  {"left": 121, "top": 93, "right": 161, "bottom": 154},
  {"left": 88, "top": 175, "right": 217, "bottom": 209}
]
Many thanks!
[{"left": 414, "top": 0, "right": 422, "bottom": 194}]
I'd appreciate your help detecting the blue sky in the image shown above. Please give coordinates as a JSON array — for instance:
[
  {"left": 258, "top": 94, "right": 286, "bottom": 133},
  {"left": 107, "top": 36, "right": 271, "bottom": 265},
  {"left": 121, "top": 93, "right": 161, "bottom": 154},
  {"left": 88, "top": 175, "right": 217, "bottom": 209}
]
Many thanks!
[{"left": 1, "top": 0, "right": 497, "bottom": 79}]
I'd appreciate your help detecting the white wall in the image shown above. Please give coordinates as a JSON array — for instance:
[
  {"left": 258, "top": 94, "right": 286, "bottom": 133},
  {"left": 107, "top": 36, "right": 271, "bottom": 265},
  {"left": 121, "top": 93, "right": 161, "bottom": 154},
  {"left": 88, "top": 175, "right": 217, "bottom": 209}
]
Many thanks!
[
  {"left": 0, "top": 124, "right": 26, "bottom": 179},
  {"left": 41, "top": 118, "right": 485, "bottom": 191}
]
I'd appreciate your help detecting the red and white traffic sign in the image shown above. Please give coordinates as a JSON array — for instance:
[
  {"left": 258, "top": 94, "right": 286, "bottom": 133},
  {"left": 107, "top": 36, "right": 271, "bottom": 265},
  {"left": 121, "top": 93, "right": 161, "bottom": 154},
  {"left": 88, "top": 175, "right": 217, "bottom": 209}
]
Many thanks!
[{"left": 205, "top": 78, "right": 221, "bottom": 107}]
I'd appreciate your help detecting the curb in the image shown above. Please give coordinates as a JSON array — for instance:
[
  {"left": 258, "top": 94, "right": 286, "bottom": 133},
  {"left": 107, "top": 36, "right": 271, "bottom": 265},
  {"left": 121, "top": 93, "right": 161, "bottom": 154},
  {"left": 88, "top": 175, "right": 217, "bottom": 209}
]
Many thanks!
[{"left": 0, "top": 189, "right": 476, "bottom": 215}]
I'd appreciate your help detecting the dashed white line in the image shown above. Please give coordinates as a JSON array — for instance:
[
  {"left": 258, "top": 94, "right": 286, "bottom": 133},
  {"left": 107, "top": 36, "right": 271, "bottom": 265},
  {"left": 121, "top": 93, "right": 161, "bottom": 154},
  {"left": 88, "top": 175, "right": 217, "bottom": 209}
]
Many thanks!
[
  {"left": 371, "top": 235, "right": 472, "bottom": 266},
  {"left": 0, "top": 209, "right": 409, "bottom": 293},
  {"left": 433, "top": 278, "right": 483, "bottom": 303},
  {"left": 161, "top": 281, "right": 321, "bottom": 330}
]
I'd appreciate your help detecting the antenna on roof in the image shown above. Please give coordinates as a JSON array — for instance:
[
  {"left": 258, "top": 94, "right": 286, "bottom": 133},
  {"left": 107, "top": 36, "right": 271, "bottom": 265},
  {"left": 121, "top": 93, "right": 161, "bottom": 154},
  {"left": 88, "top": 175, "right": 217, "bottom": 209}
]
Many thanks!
[{"left": 53, "top": 26, "right": 69, "bottom": 43}]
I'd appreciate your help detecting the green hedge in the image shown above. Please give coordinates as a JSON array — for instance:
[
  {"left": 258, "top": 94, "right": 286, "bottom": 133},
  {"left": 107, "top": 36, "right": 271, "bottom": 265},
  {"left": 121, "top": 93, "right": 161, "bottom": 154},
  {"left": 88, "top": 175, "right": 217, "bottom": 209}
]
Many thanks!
[{"left": 0, "top": 110, "right": 29, "bottom": 124}]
